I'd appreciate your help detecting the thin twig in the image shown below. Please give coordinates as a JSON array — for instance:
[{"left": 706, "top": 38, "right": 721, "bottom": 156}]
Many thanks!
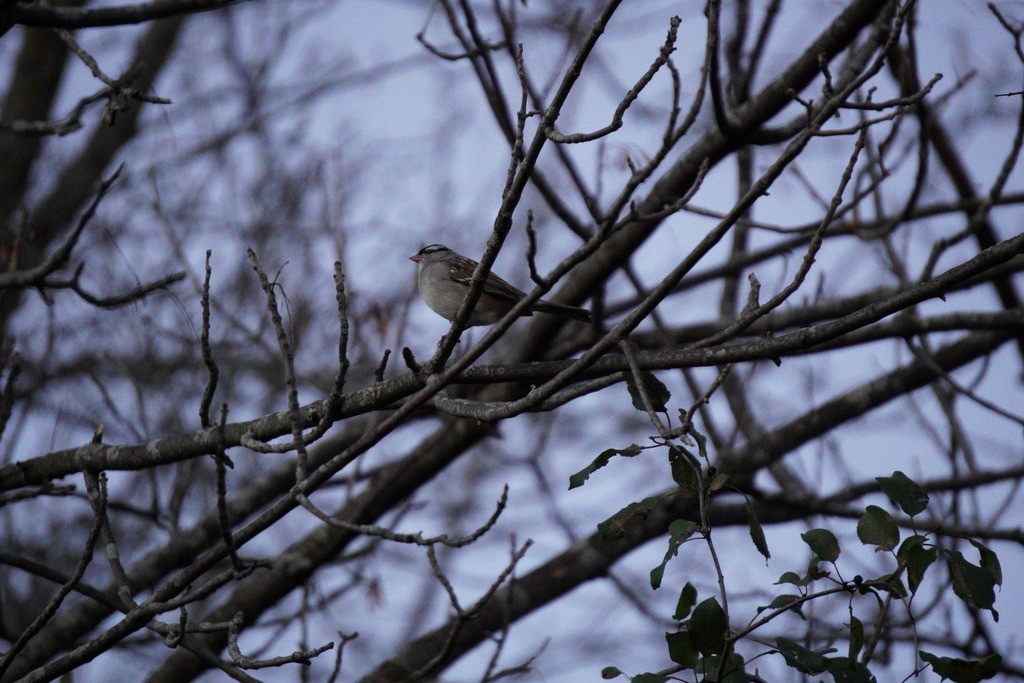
[
  {"left": 199, "top": 250, "right": 219, "bottom": 429},
  {"left": 544, "top": 16, "right": 681, "bottom": 143},
  {"left": 295, "top": 484, "right": 508, "bottom": 548},
  {"left": 0, "top": 469, "right": 106, "bottom": 678},
  {"left": 0, "top": 165, "right": 124, "bottom": 289},
  {"left": 214, "top": 403, "right": 244, "bottom": 570},
  {"left": 226, "top": 611, "right": 334, "bottom": 670}
]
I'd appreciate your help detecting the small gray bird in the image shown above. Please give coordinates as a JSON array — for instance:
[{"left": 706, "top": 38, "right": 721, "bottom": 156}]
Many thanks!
[{"left": 409, "top": 244, "right": 592, "bottom": 326}]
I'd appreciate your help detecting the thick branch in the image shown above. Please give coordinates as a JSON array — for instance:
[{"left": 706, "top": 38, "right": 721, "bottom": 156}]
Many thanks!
[
  {"left": 4, "top": 227, "right": 1021, "bottom": 491},
  {"left": 9, "top": 0, "right": 246, "bottom": 29}
]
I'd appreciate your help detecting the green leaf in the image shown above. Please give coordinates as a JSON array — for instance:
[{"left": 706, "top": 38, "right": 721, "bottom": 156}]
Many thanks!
[
  {"left": 597, "top": 495, "right": 660, "bottom": 541},
  {"left": 673, "top": 582, "right": 698, "bottom": 620},
  {"left": 825, "top": 656, "right": 877, "bottom": 683},
  {"left": 668, "top": 446, "right": 700, "bottom": 493},
  {"left": 968, "top": 538, "right": 1002, "bottom": 586},
  {"left": 756, "top": 594, "right": 804, "bottom": 619},
  {"left": 775, "top": 560, "right": 829, "bottom": 588},
  {"left": 625, "top": 370, "right": 670, "bottom": 413},
  {"left": 690, "top": 597, "right": 727, "bottom": 656},
  {"left": 805, "top": 560, "right": 831, "bottom": 582},
  {"left": 775, "top": 571, "right": 803, "bottom": 586},
  {"left": 868, "top": 572, "right": 908, "bottom": 599},
  {"left": 632, "top": 674, "right": 669, "bottom": 683},
  {"left": 857, "top": 505, "right": 899, "bottom": 551},
  {"left": 897, "top": 533, "right": 928, "bottom": 555},
  {"left": 949, "top": 551, "right": 998, "bottom": 619},
  {"left": 920, "top": 650, "right": 1002, "bottom": 682},
  {"left": 708, "top": 471, "right": 729, "bottom": 492},
  {"left": 600, "top": 666, "right": 622, "bottom": 679},
  {"left": 775, "top": 637, "right": 828, "bottom": 674},
  {"left": 876, "top": 471, "right": 929, "bottom": 516},
  {"left": 848, "top": 616, "right": 864, "bottom": 661},
  {"left": 696, "top": 653, "right": 749, "bottom": 683},
  {"left": 745, "top": 497, "right": 770, "bottom": 561},
  {"left": 777, "top": 637, "right": 877, "bottom": 682},
  {"left": 650, "top": 519, "right": 697, "bottom": 589},
  {"left": 897, "top": 535, "right": 934, "bottom": 594},
  {"left": 801, "top": 528, "right": 841, "bottom": 563},
  {"left": 569, "top": 444, "right": 642, "bottom": 489},
  {"left": 903, "top": 543, "right": 937, "bottom": 594},
  {"left": 692, "top": 428, "right": 708, "bottom": 462},
  {"left": 665, "top": 630, "right": 698, "bottom": 668}
]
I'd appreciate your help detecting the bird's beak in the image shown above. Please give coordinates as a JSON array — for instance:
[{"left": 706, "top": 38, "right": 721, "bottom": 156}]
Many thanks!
[{"left": 409, "top": 254, "right": 421, "bottom": 262}]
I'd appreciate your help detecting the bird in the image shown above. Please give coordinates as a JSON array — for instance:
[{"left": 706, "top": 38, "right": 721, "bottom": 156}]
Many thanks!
[{"left": 409, "top": 244, "right": 592, "bottom": 326}]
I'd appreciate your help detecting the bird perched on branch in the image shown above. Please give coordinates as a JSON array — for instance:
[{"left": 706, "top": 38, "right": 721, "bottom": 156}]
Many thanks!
[{"left": 410, "top": 244, "right": 591, "bottom": 326}]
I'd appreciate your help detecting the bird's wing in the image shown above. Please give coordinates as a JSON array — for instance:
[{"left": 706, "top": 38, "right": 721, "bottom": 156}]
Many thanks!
[{"left": 449, "top": 267, "right": 526, "bottom": 303}]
